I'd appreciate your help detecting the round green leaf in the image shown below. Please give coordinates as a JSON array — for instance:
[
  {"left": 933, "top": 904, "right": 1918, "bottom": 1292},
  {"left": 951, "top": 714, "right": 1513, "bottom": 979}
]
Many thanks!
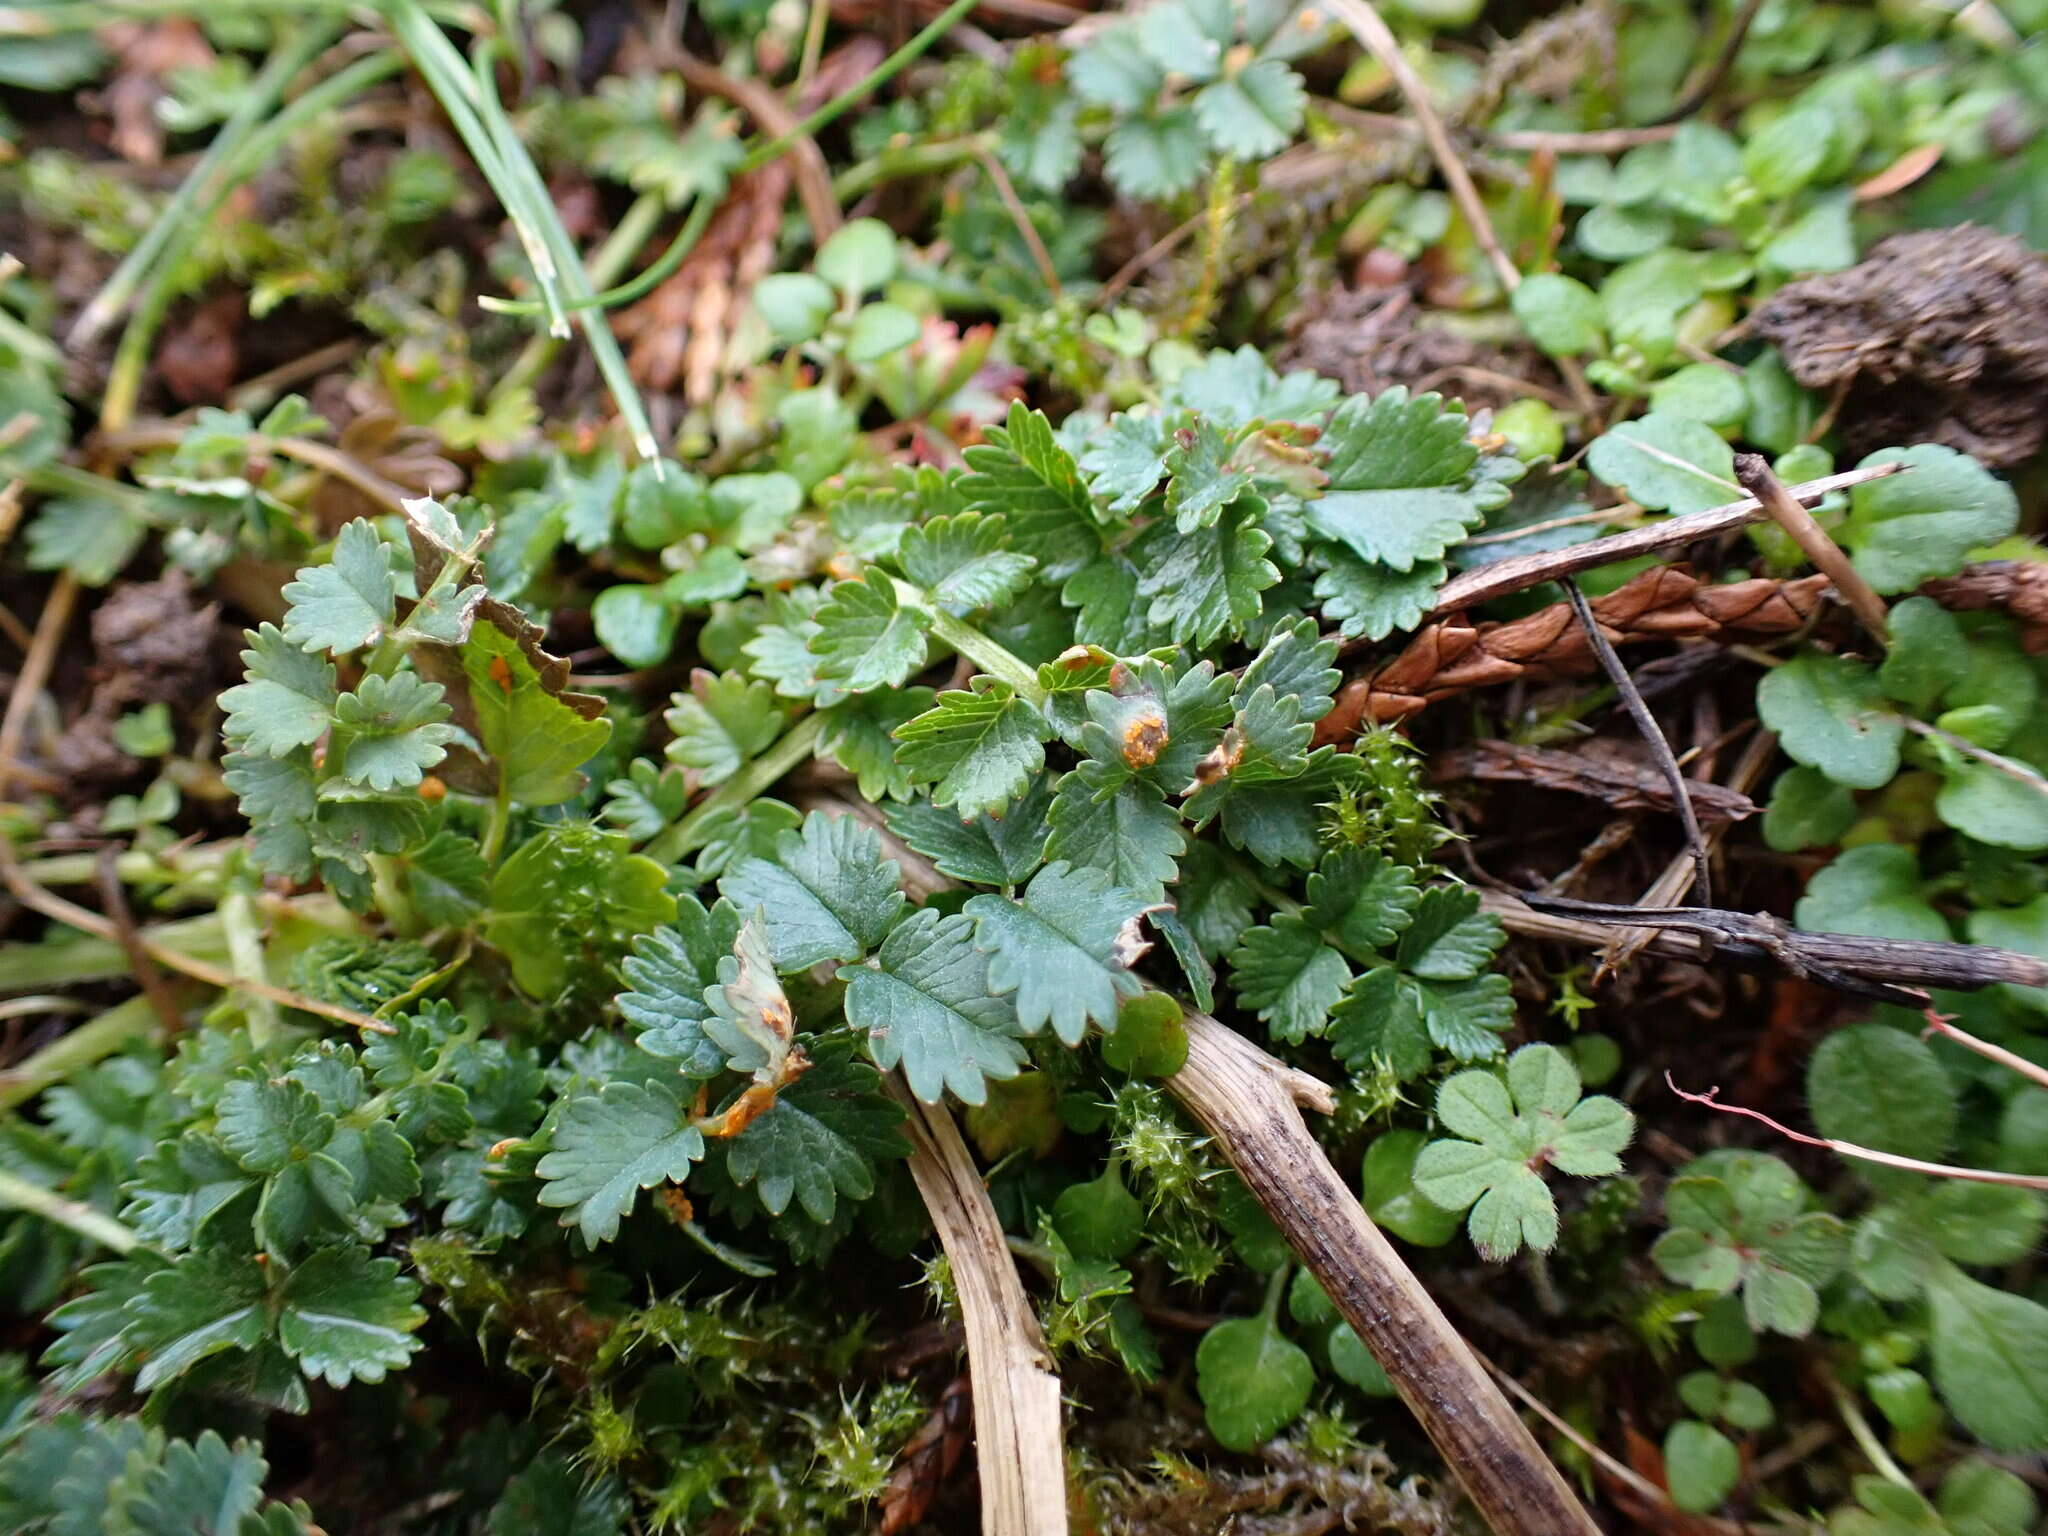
[
  {"left": 846, "top": 301, "right": 922, "bottom": 363},
  {"left": 592, "top": 583, "right": 681, "bottom": 669},
  {"left": 1762, "top": 766, "right": 1856, "bottom": 852},
  {"left": 1361, "top": 1130, "right": 1463, "bottom": 1247},
  {"left": 1101, "top": 991, "right": 1188, "bottom": 1078},
  {"left": 1511, "top": 273, "right": 1605, "bottom": 358},
  {"left": 751, "top": 272, "right": 836, "bottom": 342},
  {"left": 1052, "top": 1165, "right": 1144, "bottom": 1261},
  {"left": 1757, "top": 652, "right": 1905, "bottom": 792},
  {"left": 1808, "top": 1022, "right": 1956, "bottom": 1161},
  {"left": 1195, "top": 1314, "right": 1315, "bottom": 1451},
  {"left": 1326, "top": 1322, "right": 1395, "bottom": 1396},
  {"left": 1663, "top": 1420, "right": 1739, "bottom": 1513},
  {"left": 814, "top": 218, "right": 898, "bottom": 297}
]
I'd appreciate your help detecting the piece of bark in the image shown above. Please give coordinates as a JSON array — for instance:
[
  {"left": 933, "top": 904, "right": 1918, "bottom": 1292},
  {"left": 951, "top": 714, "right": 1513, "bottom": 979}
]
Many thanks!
[
  {"left": 1167, "top": 1014, "right": 1599, "bottom": 1536},
  {"left": 1434, "top": 740, "right": 1756, "bottom": 823}
]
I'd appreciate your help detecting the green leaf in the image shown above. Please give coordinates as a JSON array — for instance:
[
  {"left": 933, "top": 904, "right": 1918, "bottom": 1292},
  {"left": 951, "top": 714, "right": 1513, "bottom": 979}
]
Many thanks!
[
  {"left": 121, "top": 1430, "right": 268, "bottom": 1536},
  {"left": 1195, "top": 1313, "right": 1314, "bottom": 1451},
  {"left": 721, "top": 1040, "right": 907, "bottom": 1222},
  {"left": 841, "top": 907, "right": 1028, "bottom": 1104},
  {"left": 331, "top": 671, "right": 456, "bottom": 792},
  {"left": 1663, "top": 1421, "right": 1739, "bottom": 1514},
  {"left": 1938, "top": 761, "right": 2048, "bottom": 852},
  {"left": 1846, "top": 445, "right": 2018, "bottom": 594},
  {"left": 751, "top": 272, "right": 835, "bottom": 342},
  {"left": 25, "top": 497, "right": 148, "bottom": 586},
  {"left": 1360, "top": 1129, "right": 1463, "bottom": 1246},
  {"left": 281, "top": 520, "right": 396, "bottom": 654},
  {"left": 1306, "top": 395, "right": 1495, "bottom": 571},
  {"left": 1412, "top": 1044, "right": 1633, "bottom": 1261},
  {"left": 220, "top": 625, "right": 335, "bottom": 756},
  {"left": 1166, "top": 346, "right": 1340, "bottom": 431},
  {"left": 1759, "top": 192, "right": 1853, "bottom": 275},
  {"left": 893, "top": 679, "right": 1048, "bottom": 820},
  {"left": 817, "top": 687, "right": 933, "bottom": 803},
  {"left": 1045, "top": 766, "right": 1186, "bottom": 901},
  {"left": 1137, "top": 499, "right": 1278, "bottom": 647},
  {"left": 1067, "top": 23, "right": 1162, "bottom": 112},
  {"left": 815, "top": 218, "right": 897, "bottom": 296},
  {"left": 1228, "top": 916, "right": 1350, "bottom": 1044},
  {"left": 846, "top": 301, "right": 920, "bottom": 363},
  {"left": 1653, "top": 1153, "right": 1843, "bottom": 1335},
  {"left": 535, "top": 1081, "right": 704, "bottom": 1244},
  {"left": 1794, "top": 844, "right": 1947, "bottom": 944},
  {"left": 461, "top": 620, "right": 613, "bottom": 806},
  {"left": 618, "top": 895, "right": 744, "bottom": 1078},
  {"left": 483, "top": 823, "right": 677, "bottom": 998},
  {"left": 1584, "top": 413, "right": 1738, "bottom": 514},
  {"left": 719, "top": 811, "right": 908, "bottom": 972},
  {"left": 1808, "top": 1023, "right": 1956, "bottom": 1161},
  {"left": 1757, "top": 652, "right": 1904, "bottom": 790},
  {"left": 664, "top": 671, "right": 790, "bottom": 787},
  {"left": 1313, "top": 552, "right": 1445, "bottom": 641},
  {"left": 965, "top": 862, "right": 1155, "bottom": 1046},
  {"left": 894, "top": 512, "right": 1037, "bottom": 613},
  {"left": 1077, "top": 412, "right": 1172, "bottom": 516},
  {"left": 1926, "top": 1262, "right": 2048, "bottom": 1452},
  {"left": 1162, "top": 417, "right": 1252, "bottom": 533},
  {"left": 1761, "top": 765, "right": 1856, "bottom": 852},
  {"left": 275, "top": 1246, "right": 425, "bottom": 1386},
  {"left": 124, "top": 1248, "right": 269, "bottom": 1389},
  {"left": 1395, "top": 885, "right": 1501, "bottom": 980},
  {"left": 809, "top": 571, "right": 931, "bottom": 693},
  {"left": 1881, "top": 602, "right": 1971, "bottom": 716},
  {"left": 1104, "top": 108, "right": 1207, "bottom": 201},
  {"left": 1511, "top": 272, "right": 1605, "bottom": 358},
  {"left": 1192, "top": 58, "right": 1304, "bottom": 159},
  {"left": 591, "top": 583, "right": 679, "bottom": 669},
  {"left": 1053, "top": 1163, "right": 1145, "bottom": 1260},
  {"left": 886, "top": 774, "right": 1053, "bottom": 888},
  {"left": 959, "top": 403, "right": 1095, "bottom": 540}
]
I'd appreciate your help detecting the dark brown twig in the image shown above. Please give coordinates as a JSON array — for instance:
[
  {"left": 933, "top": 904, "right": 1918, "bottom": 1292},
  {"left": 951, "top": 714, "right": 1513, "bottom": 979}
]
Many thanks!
[
  {"left": 1521, "top": 896, "right": 2048, "bottom": 1000},
  {"left": 1560, "top": 577, "right": 1713, "bottom": 907},
  {"left": 1646, "top": 0, "right": 1766, "bottom": 126},
  {"left": 94, "top": 846, "right": 182, "bottom": 1036}
]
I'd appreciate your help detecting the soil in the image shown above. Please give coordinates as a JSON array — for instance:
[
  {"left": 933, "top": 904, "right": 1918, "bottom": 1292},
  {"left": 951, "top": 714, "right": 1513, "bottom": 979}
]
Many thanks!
[{"left": 1752, "top": 223, "right": 2048, "bottom": 469}]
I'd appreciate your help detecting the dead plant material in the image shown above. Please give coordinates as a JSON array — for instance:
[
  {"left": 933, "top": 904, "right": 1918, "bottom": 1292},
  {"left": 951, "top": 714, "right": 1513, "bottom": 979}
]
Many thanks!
[
  {"left": 1521, "top": 895, "right": 2048, "bottom": 1002},
  {"left": 878, "top": 1376, "right": 972, "bottom": 1535},
  {"left": 1733, "top": 451, "right": 1890, "bottom": 642},
  {"left": 1317, "top": 566, "right": 1829, "bottom": 735},
  {"left": 1167, "top": 1013, "right": 1599, "bottom": 1536},
  {"left": 1434, "top": 740, "right": 1757, "bottom": 824},
  {"left": 88, "top": 567, "right": 218, "bottom": 705},
  {"left": 96, "top": 19, "right": 213, "bottom": 166},
  {"left": 616, "top": 40, "right": 879, "bottom": 403},
  {"left": 1752, "top": 225, "right": 2048, "bottom": 469},
  {"left": 884, "top": 1076, "right": 1067, "bottom": 1536},
  {"left": 1921, "top": 560, "right": 2048, "bottom": 652},
  {"left": 155, "top": 289, "right": 245, "bottom": 406}
]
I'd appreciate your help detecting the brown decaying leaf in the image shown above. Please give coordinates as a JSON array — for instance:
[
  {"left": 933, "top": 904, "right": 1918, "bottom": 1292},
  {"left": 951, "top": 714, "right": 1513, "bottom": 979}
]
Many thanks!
[
  {"left": 155, "top": 290, "right": 245, "bottom": 406},
  {"left": 1432, "top": 740, "right": 1757, "bottom": 824},
  {"left": 878, "top": 1376, "right": 972, "bottom": 1536},
  {"left": 614, "top": 40, "right": 880, "bottom": 404},
  {"left": 1317, "top": 565, "right": 1830, "bottom": 738}
]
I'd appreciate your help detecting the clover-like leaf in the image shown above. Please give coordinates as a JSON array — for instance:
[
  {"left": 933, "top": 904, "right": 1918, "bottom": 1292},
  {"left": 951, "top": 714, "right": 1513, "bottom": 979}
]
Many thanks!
[
  {"left": 1651, "top": 1152, "right": 1845, "bottom": 1336},
  {"left": 1756, "top": 651, "right": 1904, "bottom": 791},
  {"left": 1412, "top": 1043, "right": 1634, "bottom": 1261},
  {"left": 1845, "top": 444, "right": 2018, "bottom": 593}
]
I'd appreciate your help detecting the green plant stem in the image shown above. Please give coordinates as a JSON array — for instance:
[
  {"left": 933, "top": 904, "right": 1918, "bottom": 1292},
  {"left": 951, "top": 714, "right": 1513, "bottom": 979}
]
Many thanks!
[
  {"left": 219, "top": 884, "right": 280, "bottom": 1048},
  {"left": 1828, "top": 1376, "right": 1913, "bottom": 1490},
  {"left": 71, "top": 22, "right": 340, "bottom": 350},
  {"left": 0, "top": 995, "right": 162, "bottom": 1113},
  {"left": 480, "top": 780, "right": 513, "bottom": 865},
  {"left": 832, "top": 134, "right": 992, "bottom": 204},
  {"left": 0, "top": 913, "right": 231, "bottom": 991},
  {"left": 0, "top": 1169, "right": 138, "bottom": 1254},
  {"left": 100, "top": 46, "right": 403, "bottom": 433},
  {"left": 485, "top": 0, "right": 981, "bottom": 320},
  {"left": 1258, "top": 1260, "right": 1289, "bottom": 1322},
  {"left": 644, "top": 713, "right": 828, "bottom": 866},
  {"left": 492, "top": 189, "right": 666, "bottom": 406},
  {"left": 17, "top": 841, "right": 232, "bottom": 890},
  {"left": 890, "top": 579, "right": 1047, "bottom": 707}
]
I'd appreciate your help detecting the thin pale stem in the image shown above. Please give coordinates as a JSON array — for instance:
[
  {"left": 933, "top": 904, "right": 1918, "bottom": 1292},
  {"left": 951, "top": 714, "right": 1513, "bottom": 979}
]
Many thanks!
[
  {"left": 644, "top": 713, "right": 829, "bottom": 866},
  {"left": 0, "top": 1168, "right": 138, "bottom": 1253}
]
